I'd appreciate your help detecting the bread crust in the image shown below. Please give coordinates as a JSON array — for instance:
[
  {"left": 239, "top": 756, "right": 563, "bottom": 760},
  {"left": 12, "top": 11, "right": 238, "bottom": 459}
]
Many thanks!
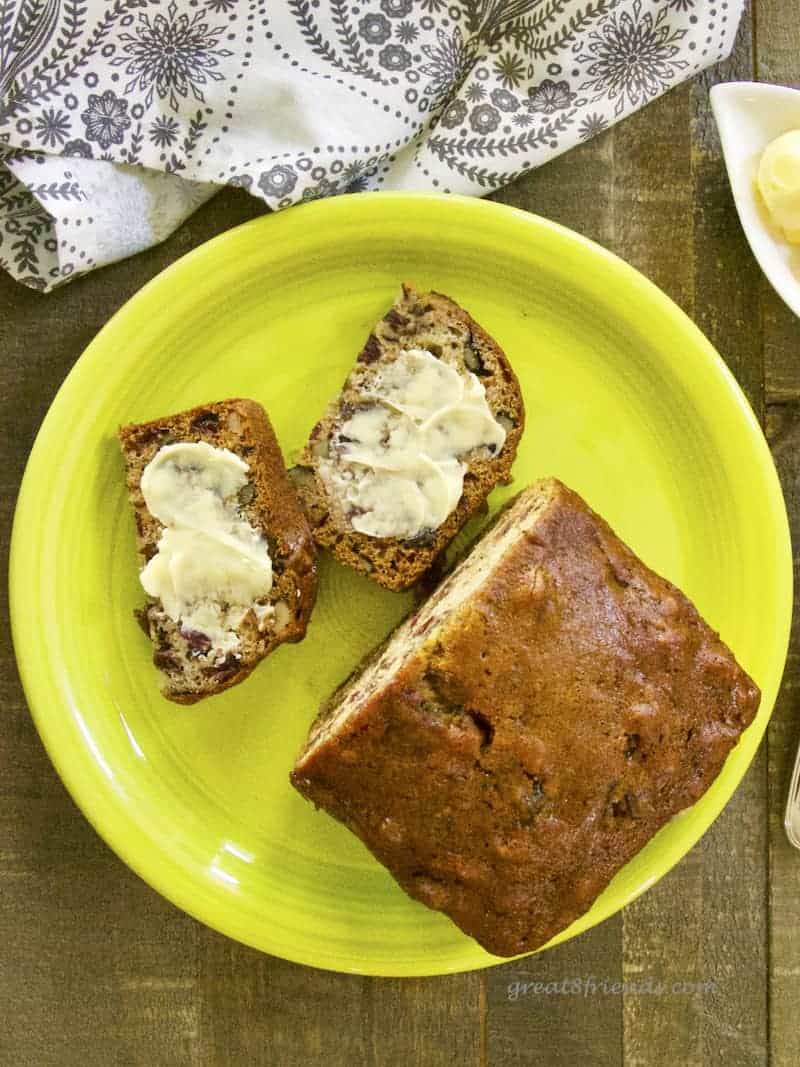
[
  {"left": 119, "top": 399, "right": 317, "bottom": 703},
  {"left": 291, "top": 479, "right": 760, "bottom": 956},
  {"left": 292, "top": 284, "right": 525, "bottom": 591}
]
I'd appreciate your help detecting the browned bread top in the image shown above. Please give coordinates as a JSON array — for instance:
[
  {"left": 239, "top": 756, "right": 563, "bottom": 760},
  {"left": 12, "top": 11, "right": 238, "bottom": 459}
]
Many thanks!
[
  {"left": 291, "top": 478, "right": 760, "bottom": 956},
  {"left": 119, "top": 399, "right": 317, "bottom": 703},
  {"left": 291, "top": 284, "right": 525, "bottom": 591}
]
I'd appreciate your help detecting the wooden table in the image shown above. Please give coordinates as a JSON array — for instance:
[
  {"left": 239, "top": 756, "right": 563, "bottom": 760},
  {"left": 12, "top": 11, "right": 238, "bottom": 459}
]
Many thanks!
[{"left": 1, "top": 6, "right": 798, "bottom": 1064}]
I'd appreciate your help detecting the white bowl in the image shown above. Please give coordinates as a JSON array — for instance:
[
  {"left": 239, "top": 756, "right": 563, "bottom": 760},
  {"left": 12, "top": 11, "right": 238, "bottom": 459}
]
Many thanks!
[{"left": 711, "top": 81, "right": 800, "bottom": 320}]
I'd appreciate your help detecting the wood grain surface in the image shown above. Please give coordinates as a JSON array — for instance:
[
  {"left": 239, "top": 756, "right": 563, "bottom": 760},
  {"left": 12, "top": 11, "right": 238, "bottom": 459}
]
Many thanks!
[{"left": 1, "top": 4, "right": 798, "bottom": 1064}]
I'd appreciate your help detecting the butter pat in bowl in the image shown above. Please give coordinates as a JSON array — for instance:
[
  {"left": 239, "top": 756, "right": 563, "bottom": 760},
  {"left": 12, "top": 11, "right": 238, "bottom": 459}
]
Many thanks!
[
  {"left": 711, "top": 81, "right": 800, "bottom": 319},
  {"left": 758, "top": 130, "right": 800, "bottom": 244}
]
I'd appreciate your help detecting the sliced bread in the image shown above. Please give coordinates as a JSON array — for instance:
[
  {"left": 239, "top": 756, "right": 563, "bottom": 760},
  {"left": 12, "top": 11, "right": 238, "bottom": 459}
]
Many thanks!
[
  {"left": 119, "top": 399, "right": 317, "bottom": 703},
  {"left": 291, "top": 285, "right": 525, "bottom": 591}
]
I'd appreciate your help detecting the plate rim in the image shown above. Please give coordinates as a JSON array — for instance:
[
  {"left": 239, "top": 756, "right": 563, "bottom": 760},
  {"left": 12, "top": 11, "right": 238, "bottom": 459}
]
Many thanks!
[{"left": 9, "top": 191, "right": 793, "bottom": 976}]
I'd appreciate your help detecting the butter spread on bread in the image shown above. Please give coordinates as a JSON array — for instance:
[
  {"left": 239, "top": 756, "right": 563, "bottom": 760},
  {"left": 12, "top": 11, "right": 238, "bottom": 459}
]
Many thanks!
[
  {"left": 139, "top": 442, "right": 274, "bottom": 662},
  {"left": 318, "top": 349, "right": 506, "bottom": 539},
  {"left": 119, "top": 399, "right": 317, "bottom": 704},
  {"left": 292, "top": 284, "right": 525, "bottom": 591}
]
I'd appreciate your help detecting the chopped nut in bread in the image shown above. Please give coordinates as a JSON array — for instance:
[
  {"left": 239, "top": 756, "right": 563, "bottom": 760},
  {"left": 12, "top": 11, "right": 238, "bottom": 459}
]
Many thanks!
[
  {"left": 119, "top": 399, "right": 317, "bottom": 703},
  {"left": 291, "top": 284, "right": 525, "bottom": 591}
]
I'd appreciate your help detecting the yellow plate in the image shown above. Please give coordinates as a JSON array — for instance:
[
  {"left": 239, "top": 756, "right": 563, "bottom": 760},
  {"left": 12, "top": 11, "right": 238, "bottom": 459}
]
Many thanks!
[{"left": 9, "top": 193, "right": 791, "bottom": 976}]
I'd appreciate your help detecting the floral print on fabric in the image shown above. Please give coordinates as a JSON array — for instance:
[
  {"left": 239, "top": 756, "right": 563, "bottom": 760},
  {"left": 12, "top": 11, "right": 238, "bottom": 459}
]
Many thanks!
[{"left": 0, "top": 0, "right": 743, "bottom": 290}]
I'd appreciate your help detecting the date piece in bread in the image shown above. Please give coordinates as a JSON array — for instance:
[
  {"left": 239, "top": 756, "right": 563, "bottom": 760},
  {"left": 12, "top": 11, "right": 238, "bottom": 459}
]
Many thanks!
[
  {"left": 291, "top": 285, "right": 525, "bottom": 591},
  {"left": 291, "top": 478, "right": 760, "bottom": 956},
  {"left": 120, "top": 399, "right": 317, "bottom": 703}
]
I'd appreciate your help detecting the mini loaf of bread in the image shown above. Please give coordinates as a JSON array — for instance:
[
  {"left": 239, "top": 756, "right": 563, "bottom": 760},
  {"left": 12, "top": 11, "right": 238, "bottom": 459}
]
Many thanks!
[
  {"left": 291, "top": 479, "right": 760, "bottom": 956},
  {"left": 120, "top": 400, "right": 317, "bottom": 703},
  {"left": 291, "top": 285, "right": 525, "bottom": 591}
]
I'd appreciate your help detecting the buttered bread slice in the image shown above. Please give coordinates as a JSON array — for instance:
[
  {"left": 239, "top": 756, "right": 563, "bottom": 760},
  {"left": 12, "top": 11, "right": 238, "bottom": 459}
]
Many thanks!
[
  {"left": 119, "top": 400, "right": 317, "bottom": 703},
  {"left": 291, "top": 285, "right": 524, "bottom": 591}
]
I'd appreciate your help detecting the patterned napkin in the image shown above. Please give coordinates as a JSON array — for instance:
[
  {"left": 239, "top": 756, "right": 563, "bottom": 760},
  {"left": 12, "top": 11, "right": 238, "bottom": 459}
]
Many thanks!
[{"left": 0, "top": 0, "right": 742, "bottom": 292}]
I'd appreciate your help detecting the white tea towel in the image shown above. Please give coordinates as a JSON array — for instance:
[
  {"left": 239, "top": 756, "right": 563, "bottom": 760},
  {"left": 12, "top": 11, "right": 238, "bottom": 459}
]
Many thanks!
[{"left": 0, "top": 0, "right": 743, "bottom": 291}]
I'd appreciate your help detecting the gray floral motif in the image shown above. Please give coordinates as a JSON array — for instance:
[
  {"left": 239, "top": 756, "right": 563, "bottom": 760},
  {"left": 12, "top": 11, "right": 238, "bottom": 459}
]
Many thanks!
[
  {"left": 427, "top": 108, "right": 578, "bottom": 190},
  {"left": 578, "top": 111, "right": 609, "bottom": 140},
  {"left": 20, "top": 275, "right": 48, "bottom": 291},
  {"left": 526, "top": 79, "right": 577, "bottom": 114},
  {"left": 229, "top": 174, "right": 253, "bottom": 190},
  {"left": 396, "top": 21, "right": 419, "bottom": 44},
  {"left": 286, "top": 2, "right": 394, "bottom": 86},
  {"left": 440, "top": 98, "right": 468, "bottom": 129},
  {"left": 149, "top": 116, "right": 181, "bottom": 148},
  {"left": 258, "top": 164, "right": 298, "bottom": 198},
  {"left": 576, "top": 0, "right": 689, "bottom": 117},
  {"left": 0, "top": 0, "right": 743, "bottom": 293},
  {"left": 512, "top": 110, "right": 535, "bottom": 128},
  {"left": 0, "top": 164, "right": 56, "bottom": 282},
  {"left": 358, "top": 13, "right": 392, "bottom": 46},
  {"left": 491, "top": 88, "right": 519, "bottom": 113},
  {"left": 380, "top": 0, "right": 413, "bottom": 16},
  {"left": 419, "top": 27, "right": 474, "bottom": 99},
  {"left": 112, "top": 0, "right": 233, "bottom": 111},
  {"left": 493, "top": 50, "right": 526, "bottom": 90},
  {"left": 342, "top": 160, "right": 366, "bottom": 185},
  {"left": 62, "top": 139, "right": 93, "bottom": 159},
  {"left": 469, "top": 104, "right": 501, "bottom": 135},
  {"left": 81, "top": 91, "right": 132, "bottom": 151},
  {"left": 301, "top": 177, "right": 338, "bottom": 201},
  {"left": 345, "top": 175, "right": 370, "bottom": 193},
  {"left": 379, "top": 44, "right": 412, "bottom": 72},
  {"left": 34, "top": 108, "right": 71, "bottom": 149}
]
